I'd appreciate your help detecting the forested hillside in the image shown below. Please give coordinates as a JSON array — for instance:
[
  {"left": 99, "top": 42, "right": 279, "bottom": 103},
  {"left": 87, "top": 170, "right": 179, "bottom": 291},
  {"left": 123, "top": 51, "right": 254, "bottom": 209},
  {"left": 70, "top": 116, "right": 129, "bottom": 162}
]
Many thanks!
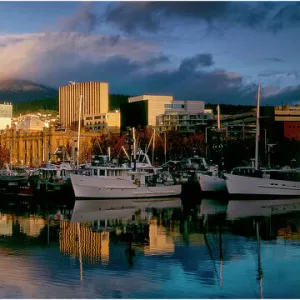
[
  {"left": 12, "top": 95, "right": 261, "bottom": 117},
  {"left": 12, "top": 94, "right": 132, "bottom": 116}
]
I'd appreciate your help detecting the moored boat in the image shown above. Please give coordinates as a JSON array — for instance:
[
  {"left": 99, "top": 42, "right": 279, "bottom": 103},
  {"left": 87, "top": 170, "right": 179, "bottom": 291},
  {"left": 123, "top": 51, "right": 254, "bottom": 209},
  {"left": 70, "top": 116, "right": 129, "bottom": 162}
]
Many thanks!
[{"left": 70, "top": 166, "right": 182, "bottom": 200}]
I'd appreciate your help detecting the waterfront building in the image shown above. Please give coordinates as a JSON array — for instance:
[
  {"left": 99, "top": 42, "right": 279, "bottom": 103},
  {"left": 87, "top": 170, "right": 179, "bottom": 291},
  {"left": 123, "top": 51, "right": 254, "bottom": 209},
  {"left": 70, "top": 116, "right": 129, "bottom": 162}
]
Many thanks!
[
  {"left": 218, "top": 107, "right": 274, "bottom": 140},
  {"left": 59, "top": 81, "right": 109, "bottom": 128},
  {"left": 120, "top": 95, "right": 173, "bottom": 129},
  {"left": 0, "top": 102, "right": 12, "bottom": 130},
  {"left": 120, "top": 95, "right": 213, "bottom": 133},
  {"left": 275, "top": 105, "right": 300, "bottom": 141},
  {"left": 16, "top": 115, "right": 45, "bottom": 131},
  {"left": 0, "top": 127, "right": 99, "bottom": 167},
  {"left": 12, "top": 113, "right": 60, "bottom": 130},
  {"left": 84, "top": 110, "right": 120, "bottom": 133},
  {"left": 156, "top": 102, "right": 214, "bottom": 133}
]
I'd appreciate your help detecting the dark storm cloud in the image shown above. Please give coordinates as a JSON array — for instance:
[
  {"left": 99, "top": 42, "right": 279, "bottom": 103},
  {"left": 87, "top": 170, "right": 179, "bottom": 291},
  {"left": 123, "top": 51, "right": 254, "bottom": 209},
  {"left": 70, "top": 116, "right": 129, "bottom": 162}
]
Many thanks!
[
  {"left": 144, "top": 54, "right": 170, "bottom": 67},
  {"left": 264, "top": 85, "right": 300, "bottom": 105},
  {"left": 258, "top": 70, "right": 300, "bottom": 79},
  {"left": 268, "top": 3, "right": 300, "bottom": 33},
  {"left": 263, "top": 57, "right": 285, "bottom": 63},
  {"left": 179, "top": 53, "right": 214, "bottom": 72},
  {"left": 104, "top": 2, "right": 299, "bottom": 34},
  {"left": 58, "top": 2, "right": 98, "bottom": 33},
  {"left": 34, "top": 50, "right": 299, "bottom": 106}
]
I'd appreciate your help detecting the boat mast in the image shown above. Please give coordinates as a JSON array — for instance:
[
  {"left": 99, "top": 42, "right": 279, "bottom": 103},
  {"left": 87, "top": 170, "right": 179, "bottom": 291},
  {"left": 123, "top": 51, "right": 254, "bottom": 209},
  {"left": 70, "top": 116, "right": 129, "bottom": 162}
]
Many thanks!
[
  {"left": 132, "top": 127, "right": 136, "bottom": 170},
  {"left": 255, "top": 84, "right": 261, "bottom": 170},
  {"left": 152, "top": 128, "right": 156, "bottom": 166},
  {"left": 217, "top": 104, "right": 221, "bottom": 130},
  {"left": 164, "top": 131, "right": 167, "bottom": 164},
  {"left": 77, "top": 94, "right": 83, "bottom": 167}
]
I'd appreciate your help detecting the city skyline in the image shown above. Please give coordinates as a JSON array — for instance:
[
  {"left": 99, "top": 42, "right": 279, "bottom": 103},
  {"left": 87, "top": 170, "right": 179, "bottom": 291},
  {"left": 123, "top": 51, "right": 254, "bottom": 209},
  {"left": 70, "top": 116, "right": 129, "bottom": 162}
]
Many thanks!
[{"left": 0, "top": 1, "right": 299, "bottom": 105}]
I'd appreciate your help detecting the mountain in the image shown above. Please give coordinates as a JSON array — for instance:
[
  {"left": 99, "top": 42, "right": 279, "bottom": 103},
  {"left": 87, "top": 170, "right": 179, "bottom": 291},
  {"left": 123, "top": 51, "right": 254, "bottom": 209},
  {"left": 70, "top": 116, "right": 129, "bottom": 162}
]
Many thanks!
[{"left": 0, "top": 79, "right": 58, "bottom": 104}]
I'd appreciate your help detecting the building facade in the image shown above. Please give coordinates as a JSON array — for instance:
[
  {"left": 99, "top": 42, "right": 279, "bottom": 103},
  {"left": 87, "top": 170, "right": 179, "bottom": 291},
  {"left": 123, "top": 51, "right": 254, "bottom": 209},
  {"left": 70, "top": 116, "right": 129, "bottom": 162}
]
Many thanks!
[
  {"left": 84, "top": 110, "right": 120, "bottom": 133},
  {"left": 0, "top": 127, "right": 99, "bottom": 167},
  {"left": 121, "top": 95, "right": 212, "bottom": 132},
  {"left": 16, "top": 115, "right": 45, "bottom": 131},
  {"left": 59, "top": 81, "right": 109, "bottom": 128},
  {"left": 0, "top": 102, "right": 12, "bottom": 130},
  {"left": 127, "top": 95, "right": 173, "bottom": 126},
  {"left": 157, "top": 101, "right": 213, "bottom": 133}
]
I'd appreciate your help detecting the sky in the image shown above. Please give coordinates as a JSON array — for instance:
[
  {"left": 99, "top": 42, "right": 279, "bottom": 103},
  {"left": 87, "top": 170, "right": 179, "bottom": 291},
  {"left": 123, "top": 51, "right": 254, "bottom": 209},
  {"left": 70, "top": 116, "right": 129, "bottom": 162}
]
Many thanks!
[{"left": 0, "top": 1, "right": 299, "bottom": 105}]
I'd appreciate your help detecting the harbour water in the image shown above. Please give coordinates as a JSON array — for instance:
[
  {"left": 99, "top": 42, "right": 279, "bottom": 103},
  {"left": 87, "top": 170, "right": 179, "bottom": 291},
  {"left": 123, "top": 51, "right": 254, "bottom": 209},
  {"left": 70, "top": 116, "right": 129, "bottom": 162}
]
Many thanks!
[{"left": 1, "top": 197, "right": 300, "bottom": 298}]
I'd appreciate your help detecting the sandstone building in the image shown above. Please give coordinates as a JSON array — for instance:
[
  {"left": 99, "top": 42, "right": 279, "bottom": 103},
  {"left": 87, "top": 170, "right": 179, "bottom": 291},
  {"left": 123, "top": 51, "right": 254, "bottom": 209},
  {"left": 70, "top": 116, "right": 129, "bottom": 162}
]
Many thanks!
[
  {"left": 0, "top": 127, "right": 99, "bottom": 167},
  {"left": 59, "top": 81, "right": 109, "bottom": 128}
]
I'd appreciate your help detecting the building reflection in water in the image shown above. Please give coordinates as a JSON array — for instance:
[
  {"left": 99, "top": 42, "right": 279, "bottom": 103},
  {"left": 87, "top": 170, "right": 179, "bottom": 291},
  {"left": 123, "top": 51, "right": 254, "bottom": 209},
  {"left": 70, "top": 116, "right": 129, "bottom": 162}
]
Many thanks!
[
  {"left": 59, "top": 198, "right": 183, "bottom": 267},
  {"left": 2, "top": 197, "right": 300, "bottom": 298},
  {"left": 0, "top": 214, "right": 47, "bottom": 237},
  {"left": 144, "top": 218, "right": 175, "bottom": 255},
  {"left": 59, "top": 221, "right": 110, "bottom": 265},
  {"left": 226, "top": 198, "right": 300, "bottom": 300}
]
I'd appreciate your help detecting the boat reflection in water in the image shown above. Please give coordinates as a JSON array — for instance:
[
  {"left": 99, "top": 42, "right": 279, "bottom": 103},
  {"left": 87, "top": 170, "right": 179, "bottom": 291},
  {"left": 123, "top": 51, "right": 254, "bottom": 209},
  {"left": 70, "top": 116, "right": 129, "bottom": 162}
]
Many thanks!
[
  {"left": 64, "top": 198, "right": 183, "bottom": 279},
  {"left": 227, "top": 198, "right": 300, "bottom": 299},
  {"left": 2, "top": 197, "right": 300, "bottom": 298}
]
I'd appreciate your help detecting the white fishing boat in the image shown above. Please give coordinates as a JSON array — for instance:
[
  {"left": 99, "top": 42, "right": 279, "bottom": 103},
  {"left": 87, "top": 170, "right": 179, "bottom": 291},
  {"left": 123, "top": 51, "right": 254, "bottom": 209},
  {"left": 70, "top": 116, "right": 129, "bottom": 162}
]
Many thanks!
[
  {"left": 70, "top": 165, "right": 181, "bottom": 200},
  {"left": 225, "top": 167, "right": 300, "bottom": 198},
  {"left": 224, "top": 85, "right": 300, "bottom": 198},
  {"left": 71, "top": 127, "right": 182, "bottom": 200},
  {"left": 198, "top": 174, "right": 227, "bottom": 193},
  {"left": 197, "top": 105, "right": 227, "bottom": 194}
]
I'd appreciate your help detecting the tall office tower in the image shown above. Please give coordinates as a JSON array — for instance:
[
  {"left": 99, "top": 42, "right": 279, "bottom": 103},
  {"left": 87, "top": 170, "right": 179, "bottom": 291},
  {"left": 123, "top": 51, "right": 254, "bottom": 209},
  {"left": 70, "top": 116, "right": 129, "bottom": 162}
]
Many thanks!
[{"left": 59, "top": 81, "right": 109, "bottom": 128}]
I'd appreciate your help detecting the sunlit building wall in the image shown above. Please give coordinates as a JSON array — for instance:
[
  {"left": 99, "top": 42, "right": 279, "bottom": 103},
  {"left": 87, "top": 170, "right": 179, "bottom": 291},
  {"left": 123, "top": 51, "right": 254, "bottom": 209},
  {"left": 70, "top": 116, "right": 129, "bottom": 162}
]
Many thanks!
[
  {"left": 127, "top": 95, "right": 173, "bottom": 127},
  {"left": 84, "top": 110, "right": 120, "bottom": 133},
  {"left": 16, "top": 115, "right": 45, "bottom": 131},
  {"left": 59, "top": 81, "right": 109, "bottom": 128},
  {"left": 0, "top": 102, "right": 12, "bottom": 130}
]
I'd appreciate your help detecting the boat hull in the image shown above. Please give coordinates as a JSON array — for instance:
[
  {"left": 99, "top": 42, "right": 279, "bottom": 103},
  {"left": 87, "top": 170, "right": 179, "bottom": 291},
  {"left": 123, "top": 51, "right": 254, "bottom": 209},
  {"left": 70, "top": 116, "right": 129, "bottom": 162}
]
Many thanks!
[
  {"left": 224, "top": 173, "right": 300, "bottom": 198},
  {"left": 70, "top": 174, "right": 182, "bottom": 199},
  {"left": 198, "top": 174, "right": 227, "bottom": 193}
]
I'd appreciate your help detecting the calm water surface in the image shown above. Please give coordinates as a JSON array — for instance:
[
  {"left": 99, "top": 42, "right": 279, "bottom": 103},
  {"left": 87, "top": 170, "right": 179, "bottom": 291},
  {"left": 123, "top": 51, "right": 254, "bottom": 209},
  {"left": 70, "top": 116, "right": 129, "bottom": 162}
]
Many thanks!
[{"left": 1, "top": 197, "right": 300, "bottom": 298}]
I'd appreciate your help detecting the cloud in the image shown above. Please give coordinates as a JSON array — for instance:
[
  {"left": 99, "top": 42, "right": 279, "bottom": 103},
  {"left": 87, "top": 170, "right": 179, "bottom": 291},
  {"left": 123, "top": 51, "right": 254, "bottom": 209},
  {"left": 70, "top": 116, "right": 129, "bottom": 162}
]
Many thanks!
[
  {"left": 258, "top": 70, "right": 300, "bottom": 79},
  {"left": 263, "top": 57, "right": 284, "bottom": 63},
  {"left": 144, "top": 54, "right": 170, "bottom": 67},
  {"left": 0, "top": 30, "right": 298, "bottom": 105},
  {"left": 104, "top": 2, "right": 300, "bottom": 34},
  {"left": 80, "top": 53, "right": 257, "bottom": 105},
  {"left": 179, "top": 53, "right": 214, "bottom": 72},
  {"left": 58, "top": 2, "right": 98, "bottom": 33},
  {"left": 268, "top": 3, "right": 300, "bottom": 33},
  {"left": 0, "top": 32, "right": 157, "bottom": 82},
  {"left": 264, "top": 84, "right": 300, "bottom": 105}
]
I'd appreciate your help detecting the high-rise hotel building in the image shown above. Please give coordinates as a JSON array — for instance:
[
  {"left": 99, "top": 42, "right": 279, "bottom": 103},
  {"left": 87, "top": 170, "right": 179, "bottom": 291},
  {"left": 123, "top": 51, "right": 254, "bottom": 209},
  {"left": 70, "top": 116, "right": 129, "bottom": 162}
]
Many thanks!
[{"left": 59, "top": 81, "right": 109, "bottom": 128}]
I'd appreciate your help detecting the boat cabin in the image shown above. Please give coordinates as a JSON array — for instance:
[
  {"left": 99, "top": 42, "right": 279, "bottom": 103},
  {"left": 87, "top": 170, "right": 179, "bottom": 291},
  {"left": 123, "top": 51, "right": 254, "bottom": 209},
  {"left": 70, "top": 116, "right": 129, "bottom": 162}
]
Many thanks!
[
  {"left": 231, "top": 167, "right": 300, "bottom": 182},
  {"left": 181, "top": 156, "right": 208, "bottom": 171}
]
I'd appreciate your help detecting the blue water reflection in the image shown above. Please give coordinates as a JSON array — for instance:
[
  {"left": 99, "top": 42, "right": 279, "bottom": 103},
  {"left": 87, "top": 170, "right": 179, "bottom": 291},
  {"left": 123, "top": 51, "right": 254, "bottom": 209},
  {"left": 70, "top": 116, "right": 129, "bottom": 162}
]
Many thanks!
[{"left": 1, "top": 197, "right": 300, "bottom": 298}]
